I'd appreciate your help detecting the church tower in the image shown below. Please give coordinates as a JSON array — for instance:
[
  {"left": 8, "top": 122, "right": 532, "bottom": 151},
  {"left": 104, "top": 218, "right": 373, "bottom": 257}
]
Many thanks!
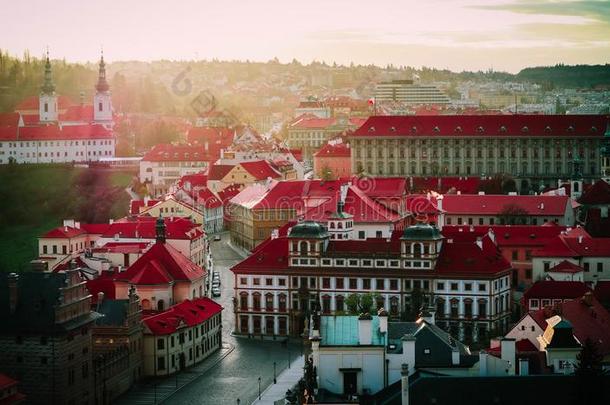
[
  {"left": 93, "top": 51, "right": 113, "bottom": 127},
  {"left": 570, "top": 152, "right": 584, "bottom": 200},
  {"left": 39, "top": 51, "right": 58, "bottom": 122}
]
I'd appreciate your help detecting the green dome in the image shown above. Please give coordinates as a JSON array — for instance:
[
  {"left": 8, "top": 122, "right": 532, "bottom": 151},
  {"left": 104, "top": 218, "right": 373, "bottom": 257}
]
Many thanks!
[
  {"left": 401, "top": 223, "right": 442, "bottom": 241},
  {"left": 288, "top": 221, "right": 329, "bottom": 239}
]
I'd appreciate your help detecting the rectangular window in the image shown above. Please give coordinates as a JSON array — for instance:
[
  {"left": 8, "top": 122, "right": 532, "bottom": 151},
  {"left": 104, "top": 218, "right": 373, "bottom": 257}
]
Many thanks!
[
  {"left": 512, "top": 250, "right": 518, "bottom": 260},
  {"left": 584, "top": 263, "right": 590, "bottom": 272},
  {"left": 450, "top": 283, "right": 458, "bottom": 291},
  {"left": 349, "top": 278, "right": 357, "bottom": 289},
  {"left": 358, "top": 231, "right": 365, "bottom": 239},
  {"left": 278, "top": 279, "right": 286, "bottom": 286},
  {"left": 363, "top": 279, "right": 371, "bottom": 289},
  {"left": 478, "top": 283, "right": 486, "bottom": 292},
  {"left": 240, "top": 278, "right": 247, "bottom": 285},
  {"left": 322, "top": 278, "right": 330, "bottom": 289},
  {"left": 157, "top": 356, "right": 166, "bottom": 370},
  {"left": 530, "top": 299, "right": 539, "bottom": 309},
  {"left": 436, "top": 282, "right": 444, "bottom": 290},
  {"left": 464, "top": 283, "right": 472, "bottom": 291},
  {"left": 253, "top": 278, "right": 260, "bottom": 285},
  {"left": 597, "top": 263, "right": 603, "bottom": 273},
  {"left": 265, "top": 278, "right": 273, "bottom": 286},
  {"left": 376, "top": 279, "right": 385, "bottom": 290},
  {"left": 390, "top": 279, "right": 398, "bottom": 290},
  {"left": 157, "top": 339, "right": 164, "bottom": 350},
  {"left": 336, "top": 278, "right": 344, "bottom": 289}
]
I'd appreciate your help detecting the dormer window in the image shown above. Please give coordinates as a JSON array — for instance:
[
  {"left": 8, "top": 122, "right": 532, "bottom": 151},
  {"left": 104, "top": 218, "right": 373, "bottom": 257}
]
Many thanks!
[
  {"left": 544, "top": 126, "right": 552, "bottom": 132},
  {"left": 455, "top": 126, "right": 462, "bottom": 133},
  {"left": 477, "top": 126, "right": 484, "bottom": 133},
  {"left": 591, "top": 126, "right": 597, "bottom": 132},
  {"left": 433, "top": 126, "right": 440, "bottom": 133},
  {"left": 567, "top": 126, "right": 575, "bottom": 132},
  {"left": 411, "top": 126, "right": 417, "bottom": 133},
  {"left": 499, "top": 126, "right": 507, "bottom": 133},
  {"left": 368, "top": 126, "right": 375, "bottom": 132},
  {"left": 521, "top": 126, "right": 528, "bottom": 133},
  {"left": 390, "top": 126, "right": 396, "bottom": 132}
]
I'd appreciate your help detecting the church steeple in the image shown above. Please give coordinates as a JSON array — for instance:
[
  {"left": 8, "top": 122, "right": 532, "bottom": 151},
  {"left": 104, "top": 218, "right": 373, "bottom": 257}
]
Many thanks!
[
  {"left": 40, "top": 50, "right": 56, "bottom": 95},
  {"left": 95, "top": 50, "right": 110, "bottom": 92}
]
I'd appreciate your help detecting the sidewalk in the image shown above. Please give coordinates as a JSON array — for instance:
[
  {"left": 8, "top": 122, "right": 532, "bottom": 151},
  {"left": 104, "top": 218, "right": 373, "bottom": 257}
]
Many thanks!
[
  {"left": 251, "top": 355, "right": 305, "bottom": 405},
  {"left": 115, "top": 342, "right": 234, "bottom": 405}
]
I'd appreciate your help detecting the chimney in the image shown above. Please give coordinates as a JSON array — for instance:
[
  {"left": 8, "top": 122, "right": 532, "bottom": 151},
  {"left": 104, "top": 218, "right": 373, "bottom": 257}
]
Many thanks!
[
  {"left": 518, "top": 358, "right": 529, "bottom": 376},
  {"left": 451, "top": 347, "right": 460, "bottom": 365},
  {"left": 8, "top": 273, "right": 19, "bottom": 314},
  {"left": 400, "top": 363, "right": 409, "bottom": 405},
  {"left": 419, "top": 308, "right": 435, "bottom": 325},
  {"left": 583, "top": 291, "right": 593, "bottom": 307},
  {"left": 358, "top": 313, "right": 372, "bottom": 345},
  {"left": 578, "top": 235, "right": 583, "bottom": 244},
  {"left": 500, "top": 338, "right": 516, "bottom": 375},
  {"left": 378, "top": 308, "right": 388, "bottom": 334}
]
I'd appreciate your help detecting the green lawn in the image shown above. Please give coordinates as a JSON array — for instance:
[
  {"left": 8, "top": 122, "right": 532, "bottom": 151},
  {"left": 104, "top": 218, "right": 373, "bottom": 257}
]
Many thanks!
[{"left": 0, "top": 165, "right": 135, "bottom": 272}]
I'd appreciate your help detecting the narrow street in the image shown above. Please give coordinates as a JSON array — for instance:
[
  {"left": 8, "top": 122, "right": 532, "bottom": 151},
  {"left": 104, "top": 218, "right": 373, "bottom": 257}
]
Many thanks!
[{"left": 161, "top": 233, "right": 303, "bottom": 404}]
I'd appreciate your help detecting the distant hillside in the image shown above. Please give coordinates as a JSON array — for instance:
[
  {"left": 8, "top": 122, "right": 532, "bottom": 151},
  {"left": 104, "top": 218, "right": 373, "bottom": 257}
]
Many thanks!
[
  {"left": 517, "top": 64, "right": 610, "bottom": 89},
  {"left": 0, "top": 165, "right": 134, "bottom": 272}
]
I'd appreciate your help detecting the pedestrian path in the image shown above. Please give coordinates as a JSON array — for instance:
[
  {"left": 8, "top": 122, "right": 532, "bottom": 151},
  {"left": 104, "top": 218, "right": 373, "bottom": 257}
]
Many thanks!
[
  {"left": 251, "top": 355, "right": 305, "bottom": 405},
  {"left": 115, "top": 343, "right": 234, "bottom": 405},
  {"left": 226, "top": 240, "right": 250, "bottom": 259}
]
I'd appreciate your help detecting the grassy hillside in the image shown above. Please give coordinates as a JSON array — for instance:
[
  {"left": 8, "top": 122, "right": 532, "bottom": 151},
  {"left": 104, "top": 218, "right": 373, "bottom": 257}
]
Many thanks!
[{"left": 0, "top": 165, "right": 135, "bottom": 272}]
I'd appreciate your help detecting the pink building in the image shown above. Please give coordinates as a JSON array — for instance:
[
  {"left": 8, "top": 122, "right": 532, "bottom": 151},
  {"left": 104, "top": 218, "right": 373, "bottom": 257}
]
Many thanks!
[{"left": 313, "top": 142, "right": 352, "bottom": 179}]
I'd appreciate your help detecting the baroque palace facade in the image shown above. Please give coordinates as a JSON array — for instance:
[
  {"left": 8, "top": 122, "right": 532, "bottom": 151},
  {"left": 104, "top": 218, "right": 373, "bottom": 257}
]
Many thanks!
[{"left": 349, "top": 115, "right": 609, "bottom": 190}]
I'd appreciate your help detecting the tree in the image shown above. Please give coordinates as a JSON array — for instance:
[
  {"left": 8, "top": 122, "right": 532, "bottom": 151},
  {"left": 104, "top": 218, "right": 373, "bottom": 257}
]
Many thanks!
[
  {"left": 345, "top": 294, "right": 360, "bottom": 315},
  {"left": 499, "top": 203, "right": 528, "bottom": 225},
  {"left": 575, "top": 339, "right": 606, "bottom": 405}
]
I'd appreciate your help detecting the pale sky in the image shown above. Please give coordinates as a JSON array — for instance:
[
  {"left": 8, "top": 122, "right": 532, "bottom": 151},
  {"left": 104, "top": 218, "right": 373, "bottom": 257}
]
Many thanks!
[{"left": 2, "top": 0, "right": 609, "bottom": 72}]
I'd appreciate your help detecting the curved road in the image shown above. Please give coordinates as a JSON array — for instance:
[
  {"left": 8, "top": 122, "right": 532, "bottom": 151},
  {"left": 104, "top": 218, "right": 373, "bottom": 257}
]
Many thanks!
[{"left": 167, "top": 233, "right": 303, "bottom": 405}]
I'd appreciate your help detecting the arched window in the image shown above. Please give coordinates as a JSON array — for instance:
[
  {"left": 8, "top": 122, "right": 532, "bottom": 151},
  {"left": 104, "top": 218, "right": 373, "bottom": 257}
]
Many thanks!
[
  {"left": 330, "top": 222, "right": 335, "bottom": 229},
  {"left": 240, "top": 292, "right": 248, "bottom": 310},
  {"left": 436, "top": 298, "right": 445, "bottom": 316},
  {"left": 192, "top": 289, "right": 196, "bottom": 298},
  {"left": 338, "top": 222, "right": 343, "bottom": 229},
  {"left": 390, "top": 296, "right": 399, "bottom": 315},
  {"left": 278, "top": 294, "right": 287, "bottom": 312},
  {"left": 157, "top": 299, "right": 165, "bottom": 312},
  {"left": 299, "top": 241, "right": 308, "bottom": 254},
  {"left": 265, "top": 293, "right": 274, "bottom": 311},
  {"left": 412, "top": 243, "right": 423, "bottom": 257},
  {"left": 141, "top": 299, "right": 151, "bottom": 310},
  {"left": 253, "top": 293, "right": 261, "bottom": 311}
]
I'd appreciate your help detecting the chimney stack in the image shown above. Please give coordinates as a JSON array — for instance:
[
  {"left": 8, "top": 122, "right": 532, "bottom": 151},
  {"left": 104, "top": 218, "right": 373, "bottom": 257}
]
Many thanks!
[
  {"left": 8, "top": 273, "right": 19, "bottom": 314},
  {"left": 378, "top": 308, "right": 388, "bottom": 334},
  {"left": 400, "top": 363, "right": 409, "bottom": 405},
  {"left": 500, "top": 338, "right": 516, "bottom": 375},
  {"left": 358, "top": 313, "right": 372, "bottom": 345}
]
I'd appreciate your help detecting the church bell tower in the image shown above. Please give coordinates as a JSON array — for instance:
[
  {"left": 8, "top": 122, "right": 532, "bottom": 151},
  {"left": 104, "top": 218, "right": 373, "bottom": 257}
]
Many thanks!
[
  {"left": 39, "top": 50, "right": 58, "bottom": 122},
  {"left": 93, "top": 50, "right": 113, "bottom": 127}
]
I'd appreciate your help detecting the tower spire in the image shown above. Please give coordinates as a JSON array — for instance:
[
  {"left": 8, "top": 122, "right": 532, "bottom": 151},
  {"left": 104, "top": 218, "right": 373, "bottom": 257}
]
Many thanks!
[
  {"left": 40, "top": 49, "right": 56, "bottom": 95},
  {"left": 95, "top": 49, "right": 110, "bottom": 92}
]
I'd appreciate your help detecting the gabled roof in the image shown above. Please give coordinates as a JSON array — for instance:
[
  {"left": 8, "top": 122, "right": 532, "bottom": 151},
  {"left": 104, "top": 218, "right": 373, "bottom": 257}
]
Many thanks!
[
  {"left": 314, "top": 142, "right": 351, "bottom": 158},
  {"left": 523, "top": 281, "right": 591, "bottom": 300},
  {"left": 143, "top": 297, "right": 222, "bottom": 335},
  {"left": 239, "top": 160, "right": 282, "bottom": 181},
  {"left": 102, "top": 216, "right": 203, "bottom": 240},
  {"left": 115, "top": 241, "right": 205, "bottom": 284},
  {"left": 142, "top": 144, "right": 209, "bottom": 162},
  {"left": 442, "top": 194, "right": 570, "bottom": 216},
  {"left": 547, "top": 260, "right": 584, "bottom": 274},
  {"left": 130, "top": 198, "right": 160, "bottom": 215},
  {"left": 208, "top": 164, "right": 234, "bottom": 181},
  {"left": 579, "top": 180, "right": 610, "bottom": 205},
  {"left": 41, "top": 225, "right": 87, "bottom": 238},
  {"left": 532, "top": 295, "right": 610, "bottom": 355},
  {"left": 435, "top": 235, "right": 512, "bottom": 276},
  {"left": 442, "top": 225, "right": 567, "bottom": 247},
  {"left": 350, "top": 114, "right": 609, "bottom": 138}
]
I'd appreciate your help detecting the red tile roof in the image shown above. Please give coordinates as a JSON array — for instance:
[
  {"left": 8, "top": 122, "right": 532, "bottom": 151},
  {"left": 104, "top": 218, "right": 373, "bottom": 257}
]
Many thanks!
[
  {"left": 208, "top": 164, "right": 234, "bottom": 181},
  {"left": 240, "top": 160, "right": 282, "bottom": 181},
  {"left": 41, "top": 225, "right": 88, "bottom": 239},
  {"left": 290, "top": 117, "right": 336, "bottom": 129},
  {"left": 178, "top": 172, "right": 208, "bottom": 189},
  {"left": 531, "top": 295, "right": 610, "bottom": 355},
  {"left": 216, "top": 184, "right": 242, "bottom": 205},
  {"left": 195, "top": 188, "right": 222, "bottom": 209},
  {"left": 442, "top": 225, "right": 567, "bottom": 247},
  {"left": 4, "top": 124, "right": 113, "bottom": 141},
  {"left": 411, "top": 177, "right": 481, "bottom": 194},
  {"left": 142, "top": 144, "right": 209, "bottom": 162},
  {"left": 59, "top": 105, "right": 94, "bottom": 122},
  {"left": 143, "top": 297, "right": 222, "bottom": 335},
  {"left": 314, "top": 142, "right": 351, "bottom": 158},
  {"left": 350, "top": 114, "right": 609, "bottom": 138},
  {"left": 116, "top": 241, "right": 205, "bottom": 284},
  {"left": 0, "top": 112, "right": 20, "bottom": 127},
  {"left": 578, "top": 180, "right": 610, "bottom": 205},
  {"left": 102, "top": 216, "right": 203, "bottom": 240},
  {"left": 548, "top": 260, "right": 584, "bottom": 274},
  {"left": 441, "top": 194, "right": 570, "bottom": 216},
  {"left": 129, "top": 199, "right": 160, "bottom": 215},
  {"left": 0, "top": 126, "right": 18, "bottom": 141},
  {"left": 435, "top": 235, "right": 512, "bottom": 276},
  {"left": 86, "top": 276, "right": 116, "bottom": 304},
  {"left": 524, "top": 281, "right": 591, "bottom": 300}
]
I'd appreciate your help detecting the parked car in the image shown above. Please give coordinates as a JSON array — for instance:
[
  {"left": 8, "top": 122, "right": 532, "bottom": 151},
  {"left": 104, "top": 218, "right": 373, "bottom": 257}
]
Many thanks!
[
  {"left": 212, "top": 280, "right": 220, "bottom": 288},
  {"left": 212, "top": 287, "right": 221, "bottom": 297},
  {"left": 214, "top": 235, "right": 221, "bottom": 241}
]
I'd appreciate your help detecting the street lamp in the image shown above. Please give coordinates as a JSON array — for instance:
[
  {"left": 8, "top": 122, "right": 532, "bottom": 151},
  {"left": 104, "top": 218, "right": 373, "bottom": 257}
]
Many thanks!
[
  {"left": 258, "top": 376, "right": 261, "bottom": 400},
  {"left": 273, "top": 361, "right": 277, "bottom": 384}
]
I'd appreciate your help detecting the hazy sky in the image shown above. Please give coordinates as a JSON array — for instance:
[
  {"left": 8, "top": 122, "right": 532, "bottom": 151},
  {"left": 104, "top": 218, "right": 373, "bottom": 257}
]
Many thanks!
[{"left": 2, "top": 0, "right": 609, "bottom": 72}]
